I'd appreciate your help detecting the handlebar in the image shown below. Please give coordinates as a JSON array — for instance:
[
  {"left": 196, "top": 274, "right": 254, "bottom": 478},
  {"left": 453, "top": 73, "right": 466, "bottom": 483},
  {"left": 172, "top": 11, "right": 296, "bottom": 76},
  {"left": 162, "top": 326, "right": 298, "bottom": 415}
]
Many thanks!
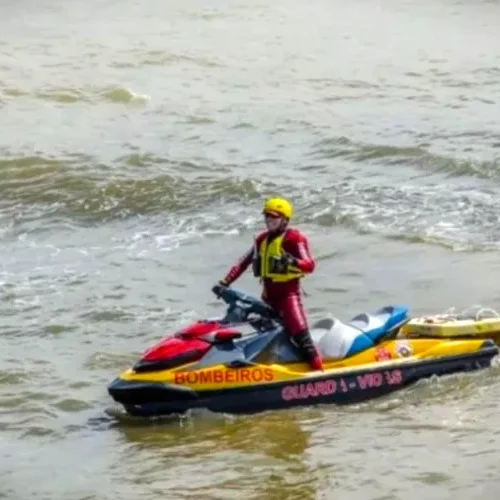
[{"left": 211, "top": 284, "right": 280, "bottom": 321}]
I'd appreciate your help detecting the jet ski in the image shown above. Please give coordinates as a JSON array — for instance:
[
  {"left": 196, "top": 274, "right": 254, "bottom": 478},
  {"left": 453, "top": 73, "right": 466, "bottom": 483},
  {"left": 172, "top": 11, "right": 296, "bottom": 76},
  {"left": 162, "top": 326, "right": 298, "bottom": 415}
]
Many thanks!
[{"left": 107, "top": 286, "right": 499, "bottom": 417}]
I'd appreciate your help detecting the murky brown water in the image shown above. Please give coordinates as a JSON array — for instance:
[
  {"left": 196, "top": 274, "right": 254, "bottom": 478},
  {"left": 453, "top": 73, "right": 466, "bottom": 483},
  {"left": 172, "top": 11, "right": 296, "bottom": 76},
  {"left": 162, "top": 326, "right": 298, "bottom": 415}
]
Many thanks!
[{"left": 2, "top": 0, "right": 500, "bottom": 498}]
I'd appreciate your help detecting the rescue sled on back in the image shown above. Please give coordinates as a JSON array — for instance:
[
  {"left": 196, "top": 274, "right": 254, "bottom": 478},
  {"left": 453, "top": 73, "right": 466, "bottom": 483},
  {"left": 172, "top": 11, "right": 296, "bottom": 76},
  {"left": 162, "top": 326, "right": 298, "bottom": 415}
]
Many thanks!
[
  {"left": 399, "top": 305, "right": 500, "bottom": 345},
  {"left": 107, "top": 288, "right": 499, "bottom": 417}
]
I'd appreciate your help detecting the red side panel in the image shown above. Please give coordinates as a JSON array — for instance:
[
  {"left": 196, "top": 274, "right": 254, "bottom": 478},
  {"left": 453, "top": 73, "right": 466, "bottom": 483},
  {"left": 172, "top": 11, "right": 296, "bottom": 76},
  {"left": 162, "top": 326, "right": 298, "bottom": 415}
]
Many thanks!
[
  {"left": 213, "top": 329, "right": 242, "bottom": 341},
  {"left": 140, "top": 321, "right": 244, "bottom": 366},
  {"left": 142, "top": 336, "right": 210, "bottom": 362},
  {"left": 176, "top": 321, "right": 223, "bottom": 338},
  {"left": 141, "top": 321, "right": 221, "bottom": 362}
]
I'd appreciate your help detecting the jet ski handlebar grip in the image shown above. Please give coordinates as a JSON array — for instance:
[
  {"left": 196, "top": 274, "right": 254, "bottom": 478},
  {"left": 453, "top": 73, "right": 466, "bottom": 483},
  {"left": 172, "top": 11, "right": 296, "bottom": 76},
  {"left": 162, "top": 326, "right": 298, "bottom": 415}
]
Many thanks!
[
  {"left": 212, "top": 285, "right": 279, "bottom": 321},
  {"left": 211, "top": 283, "right": 228, "bottom": 299}
]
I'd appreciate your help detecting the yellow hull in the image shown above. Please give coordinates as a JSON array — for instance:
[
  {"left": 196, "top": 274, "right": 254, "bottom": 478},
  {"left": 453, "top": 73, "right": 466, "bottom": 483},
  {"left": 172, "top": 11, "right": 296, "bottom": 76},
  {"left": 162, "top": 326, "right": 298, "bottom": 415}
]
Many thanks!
[
  {"left": 117, "top": 337, "right": 493, "bottom": 391},
  {"left": 108, "top": 336, "right": 498, "bottom": 417}
]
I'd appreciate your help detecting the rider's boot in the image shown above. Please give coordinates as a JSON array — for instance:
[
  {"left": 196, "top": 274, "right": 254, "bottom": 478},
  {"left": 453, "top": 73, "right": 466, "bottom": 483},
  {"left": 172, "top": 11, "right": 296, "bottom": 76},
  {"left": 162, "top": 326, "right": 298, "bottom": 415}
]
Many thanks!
[{"left": 290, "top": 330, "right": 324, "bottom": 371}]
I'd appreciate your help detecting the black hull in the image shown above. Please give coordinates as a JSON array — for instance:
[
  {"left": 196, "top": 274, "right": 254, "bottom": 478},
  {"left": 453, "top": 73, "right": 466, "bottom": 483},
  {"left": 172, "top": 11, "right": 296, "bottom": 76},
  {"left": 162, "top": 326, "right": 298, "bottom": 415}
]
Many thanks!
[{"left": 108, "top": 342, "right": 498, "bottom": 417}]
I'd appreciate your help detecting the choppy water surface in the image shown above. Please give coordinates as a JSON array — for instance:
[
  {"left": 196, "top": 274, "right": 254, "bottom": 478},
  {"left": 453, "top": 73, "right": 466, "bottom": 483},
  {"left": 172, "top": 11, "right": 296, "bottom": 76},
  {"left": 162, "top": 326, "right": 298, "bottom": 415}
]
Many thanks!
[{"left": 2, "top": 0, "right": 500, "bottom": 498}]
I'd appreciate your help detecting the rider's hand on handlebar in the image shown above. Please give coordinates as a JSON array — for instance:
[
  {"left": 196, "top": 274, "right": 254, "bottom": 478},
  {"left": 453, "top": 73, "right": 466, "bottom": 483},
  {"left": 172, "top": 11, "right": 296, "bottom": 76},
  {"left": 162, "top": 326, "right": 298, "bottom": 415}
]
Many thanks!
[{"left": 212, "top": 280, "right": 228, "bottom": 298}]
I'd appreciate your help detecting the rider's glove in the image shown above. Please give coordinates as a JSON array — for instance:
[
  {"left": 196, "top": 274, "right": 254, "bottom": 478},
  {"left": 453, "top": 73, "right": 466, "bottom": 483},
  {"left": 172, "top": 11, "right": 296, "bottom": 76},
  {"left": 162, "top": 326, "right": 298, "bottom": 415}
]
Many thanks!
[
  {"left": 212, "top": 279, "right": 228, "bottom": 297},
  {"left": 269, "top": 254, "right": 297, "bottom": 273},
  {"left": 283, "top": 253, "right": 298, "bottom": 266}
]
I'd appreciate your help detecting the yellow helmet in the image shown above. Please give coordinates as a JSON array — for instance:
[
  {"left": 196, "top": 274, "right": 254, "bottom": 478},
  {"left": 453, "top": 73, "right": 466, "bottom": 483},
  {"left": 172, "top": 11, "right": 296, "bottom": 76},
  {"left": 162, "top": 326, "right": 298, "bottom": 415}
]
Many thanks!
[{"left": 262, "top": 197, "right": 293, "bottom": 220}]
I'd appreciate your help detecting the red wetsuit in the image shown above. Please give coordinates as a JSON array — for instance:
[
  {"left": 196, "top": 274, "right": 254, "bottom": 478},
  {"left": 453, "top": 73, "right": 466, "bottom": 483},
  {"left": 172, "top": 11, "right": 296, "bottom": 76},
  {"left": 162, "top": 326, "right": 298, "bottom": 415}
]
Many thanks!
[{"left": 222, "top": 228, "right": 323, "bottom": 371}]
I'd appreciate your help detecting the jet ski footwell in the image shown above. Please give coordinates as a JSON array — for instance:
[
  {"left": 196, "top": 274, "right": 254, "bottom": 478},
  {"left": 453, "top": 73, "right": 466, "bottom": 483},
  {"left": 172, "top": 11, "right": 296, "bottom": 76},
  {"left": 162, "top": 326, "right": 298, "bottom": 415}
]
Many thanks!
[{"left": 108, "top": 340, "right": 498, "bottom": 417}]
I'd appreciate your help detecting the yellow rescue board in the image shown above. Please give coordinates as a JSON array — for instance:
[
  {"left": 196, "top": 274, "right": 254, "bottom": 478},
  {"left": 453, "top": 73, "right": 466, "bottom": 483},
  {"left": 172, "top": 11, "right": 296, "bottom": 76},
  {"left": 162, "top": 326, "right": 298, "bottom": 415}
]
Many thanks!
[{"left": 400, "top": 315, "right": 500, "bottom": 338}]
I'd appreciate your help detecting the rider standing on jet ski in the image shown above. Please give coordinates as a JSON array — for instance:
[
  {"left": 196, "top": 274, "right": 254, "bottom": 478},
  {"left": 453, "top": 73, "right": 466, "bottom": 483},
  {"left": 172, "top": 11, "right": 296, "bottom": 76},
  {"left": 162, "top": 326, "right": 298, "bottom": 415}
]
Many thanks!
[{"left": 217, "top": 197, "right": 323, "bottom": 372}]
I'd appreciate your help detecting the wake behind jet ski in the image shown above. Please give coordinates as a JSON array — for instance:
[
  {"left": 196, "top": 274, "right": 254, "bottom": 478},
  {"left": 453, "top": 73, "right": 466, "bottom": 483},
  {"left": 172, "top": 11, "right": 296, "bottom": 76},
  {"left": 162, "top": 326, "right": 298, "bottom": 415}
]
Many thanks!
[{"left": 107, "top": 286, "right": 498, "bottom": 417}]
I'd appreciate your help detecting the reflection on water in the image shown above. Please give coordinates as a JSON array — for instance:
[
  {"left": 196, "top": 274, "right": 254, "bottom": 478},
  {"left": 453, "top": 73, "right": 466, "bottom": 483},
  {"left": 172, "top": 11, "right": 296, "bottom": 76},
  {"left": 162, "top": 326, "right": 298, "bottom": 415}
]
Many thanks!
[{"left": 106, "top": 408, "right": 321, "bottom": 499}]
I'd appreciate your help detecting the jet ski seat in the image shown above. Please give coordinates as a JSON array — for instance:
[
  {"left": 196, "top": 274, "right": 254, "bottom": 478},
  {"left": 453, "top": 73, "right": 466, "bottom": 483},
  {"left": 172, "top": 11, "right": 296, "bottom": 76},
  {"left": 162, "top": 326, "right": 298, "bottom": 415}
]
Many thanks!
[{"left": 310, "top": 306, "right": 409, "bottom": 359}]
